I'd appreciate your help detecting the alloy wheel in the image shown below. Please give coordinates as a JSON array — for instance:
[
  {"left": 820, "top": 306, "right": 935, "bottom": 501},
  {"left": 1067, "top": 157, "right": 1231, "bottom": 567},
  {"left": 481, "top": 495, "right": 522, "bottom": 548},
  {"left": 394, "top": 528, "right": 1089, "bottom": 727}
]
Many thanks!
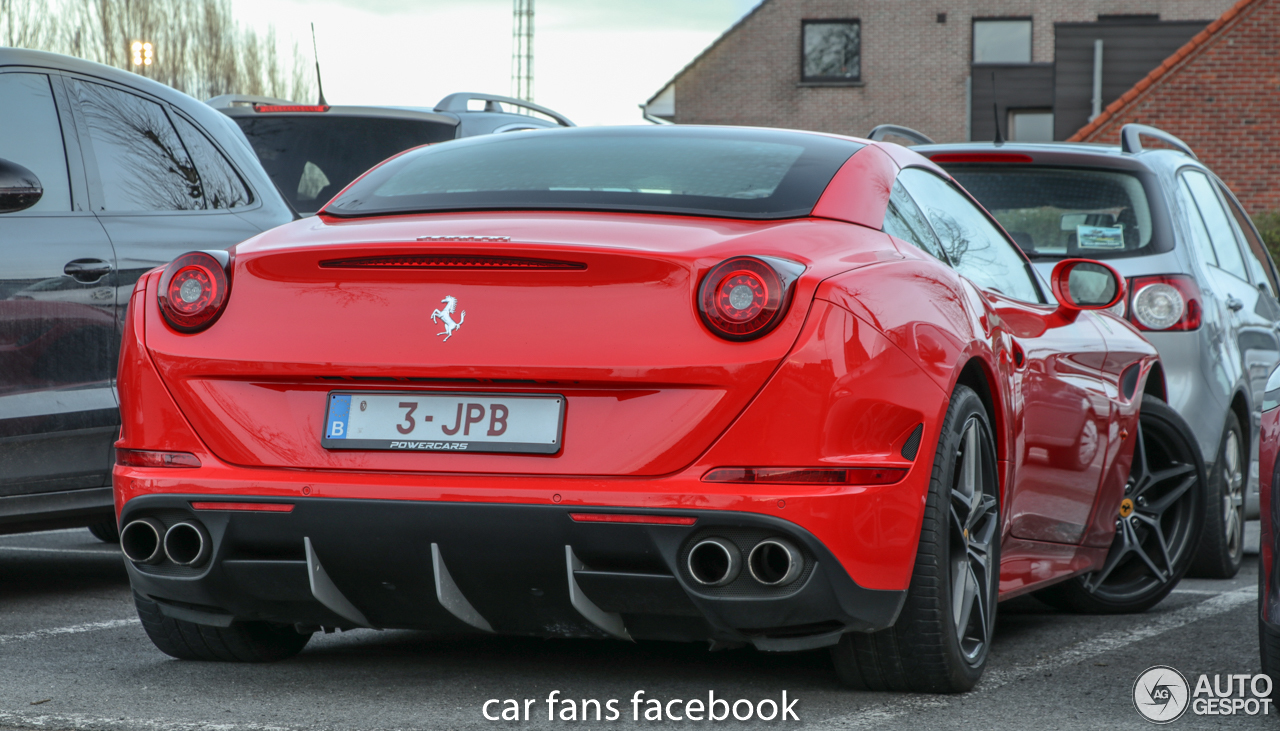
[
  {"left": 1084, "top": 413, "right": 1199, "bottom": 600},
  {"left": 1220, "top": 429, "right": 1245, "bottom": 563},
  {"left": 949, "top": 416, "right": 999, "bottom": 665}
]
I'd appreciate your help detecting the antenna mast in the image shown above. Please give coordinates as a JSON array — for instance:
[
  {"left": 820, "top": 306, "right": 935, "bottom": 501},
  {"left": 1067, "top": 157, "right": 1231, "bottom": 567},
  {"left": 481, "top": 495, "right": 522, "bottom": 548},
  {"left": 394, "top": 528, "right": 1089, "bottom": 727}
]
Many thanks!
[
  {"left": 511, "top": 0, "right": 534, "bottom": 103},
  {"left": 311, "top": 22, "right": 327, "bottom": 106}
]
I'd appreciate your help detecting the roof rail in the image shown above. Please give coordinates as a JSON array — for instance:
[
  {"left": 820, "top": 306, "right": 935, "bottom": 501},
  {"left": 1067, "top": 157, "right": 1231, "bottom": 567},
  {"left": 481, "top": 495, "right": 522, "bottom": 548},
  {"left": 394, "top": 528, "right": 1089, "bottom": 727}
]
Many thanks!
[
  {"left": 867, "top": 124, "right": 935, "bottom": 146},
  {"left": 434, "top": 93, "right": 574, "bottom": 127},
  {"left": 205, "top": 94, "right": 294, "bottom": 109},
  {"left": 1120, "top": 123, "right": 1197, "bottom": 159}
]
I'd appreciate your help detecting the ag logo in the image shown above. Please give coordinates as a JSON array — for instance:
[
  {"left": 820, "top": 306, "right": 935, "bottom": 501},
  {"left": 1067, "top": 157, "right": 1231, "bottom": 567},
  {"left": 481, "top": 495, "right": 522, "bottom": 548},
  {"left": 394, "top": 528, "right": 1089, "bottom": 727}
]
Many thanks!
[{"left": 1134, "top": 665, "right": 1190, "bottom": 723}]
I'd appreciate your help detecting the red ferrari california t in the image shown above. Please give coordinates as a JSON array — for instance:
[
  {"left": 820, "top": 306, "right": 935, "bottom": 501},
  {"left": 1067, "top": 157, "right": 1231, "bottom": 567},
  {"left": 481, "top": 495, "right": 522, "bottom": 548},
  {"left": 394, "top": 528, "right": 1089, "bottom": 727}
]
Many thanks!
[{"left": 114, "top": 126, "right": 1205, "bottom": 692}]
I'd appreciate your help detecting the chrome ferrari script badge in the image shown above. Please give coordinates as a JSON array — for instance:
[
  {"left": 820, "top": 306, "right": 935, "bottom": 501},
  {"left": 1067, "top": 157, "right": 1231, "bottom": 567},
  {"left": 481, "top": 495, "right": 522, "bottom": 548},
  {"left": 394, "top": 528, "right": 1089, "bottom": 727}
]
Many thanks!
[
  {"left": 416, "top": 235, "right": 511, "bottom": 242},
  {"left": 431, "top": 295, "right": 466, "bottom": 342}
]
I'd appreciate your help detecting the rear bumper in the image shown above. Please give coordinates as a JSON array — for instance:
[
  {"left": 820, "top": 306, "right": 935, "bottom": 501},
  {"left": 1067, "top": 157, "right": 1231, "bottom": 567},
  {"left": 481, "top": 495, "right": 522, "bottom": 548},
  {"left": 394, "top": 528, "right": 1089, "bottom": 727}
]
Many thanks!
[{"left": 121, "top": 494, "right": 906, "bottom": 651}]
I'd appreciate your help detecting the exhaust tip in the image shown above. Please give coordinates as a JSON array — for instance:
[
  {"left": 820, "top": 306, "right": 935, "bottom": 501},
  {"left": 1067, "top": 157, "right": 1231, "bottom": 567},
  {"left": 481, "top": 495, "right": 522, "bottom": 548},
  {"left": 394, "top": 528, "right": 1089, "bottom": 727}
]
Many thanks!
[
  {"left": 687, "top": 537, "right": 741, "bottom": 587},
  {"left": 748, "top": 538, "right": 803, "bottom": 586},
  {"left": 163, "top": 522, "right": 210, "bottom": 567},
  {"left": 121, "top": 518, "right": 165, "bottom": 565}
]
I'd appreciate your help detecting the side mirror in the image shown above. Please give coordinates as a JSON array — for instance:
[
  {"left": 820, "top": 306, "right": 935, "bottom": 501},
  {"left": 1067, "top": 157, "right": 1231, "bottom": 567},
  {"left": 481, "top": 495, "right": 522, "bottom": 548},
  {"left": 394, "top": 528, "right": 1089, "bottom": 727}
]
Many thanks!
[
  {"left": 1051, "top": 258, "right": 1125, "bottom": 311},
  {"left": 0, "top": 158, "right": 43, "bottom": 214}
]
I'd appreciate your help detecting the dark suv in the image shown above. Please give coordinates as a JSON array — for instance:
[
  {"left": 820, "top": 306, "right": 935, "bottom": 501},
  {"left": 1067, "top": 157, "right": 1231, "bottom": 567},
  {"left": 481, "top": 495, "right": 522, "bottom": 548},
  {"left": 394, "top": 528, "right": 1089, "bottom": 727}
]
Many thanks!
[
  {"left": 209, "top": 92, "right": 574, "bottom": 214},
  {"left": 0, "top": 49, "right": 294, "bottom": 538}
]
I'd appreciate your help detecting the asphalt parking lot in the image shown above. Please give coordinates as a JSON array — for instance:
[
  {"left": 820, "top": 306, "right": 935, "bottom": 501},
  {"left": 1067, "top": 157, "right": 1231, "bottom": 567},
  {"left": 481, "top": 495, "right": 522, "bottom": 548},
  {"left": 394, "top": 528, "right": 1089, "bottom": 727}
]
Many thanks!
[{"left": 0, "top": 525, "right": 1266, "bottom": 730}]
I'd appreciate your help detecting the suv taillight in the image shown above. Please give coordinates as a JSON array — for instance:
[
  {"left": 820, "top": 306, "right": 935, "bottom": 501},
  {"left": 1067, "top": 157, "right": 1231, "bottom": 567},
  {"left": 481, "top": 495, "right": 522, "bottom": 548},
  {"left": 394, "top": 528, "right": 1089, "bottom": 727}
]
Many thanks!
[
  {"left": 157, "top": 251, "right": 231, "bottom": 333},
  {"left": 697, "top": 256, "right": 803, "bottom": 341},
  {"left": 1126, "top": 274, "right": 1202, "bottom": 331}
]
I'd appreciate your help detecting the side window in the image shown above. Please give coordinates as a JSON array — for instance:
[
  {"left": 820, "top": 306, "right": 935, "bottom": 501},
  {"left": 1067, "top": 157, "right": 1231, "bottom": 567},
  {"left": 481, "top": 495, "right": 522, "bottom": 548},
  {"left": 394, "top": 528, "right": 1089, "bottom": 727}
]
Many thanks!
[
  {"left": 68, "top": 79, "right": 203, "bottom": 211},
  {"left": 1220, "top": 185, "right": 1280, "bottom": 297},
  {"left": 1182, "top": 169, "right": 1248, "bottom": 281},
  {"left": 897, "top": 168, "right": 1042, "bottom": 303},
  {"left": 884, "top": 181, "right": 947, "bottom": 262},
  {"left": 1175, "top": 176, "right": 1218, "bottom": 268},
  {"left": 171, "top": 115, "right": 251, "bottom": 209},
  {"left": 0, "top": 73, "right": 71, "bottom": 212}
]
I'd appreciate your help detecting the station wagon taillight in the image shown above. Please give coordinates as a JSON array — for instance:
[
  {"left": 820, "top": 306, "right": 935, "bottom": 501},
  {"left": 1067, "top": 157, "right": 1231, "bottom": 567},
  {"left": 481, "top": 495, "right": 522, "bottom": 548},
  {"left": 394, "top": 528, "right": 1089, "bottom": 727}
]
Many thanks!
[
  {"left": 157, "top": 251, "right": 231, "bottom": 333},
  {"left": 1127, "top": 274, "right": 1202, "bottom": 331}
]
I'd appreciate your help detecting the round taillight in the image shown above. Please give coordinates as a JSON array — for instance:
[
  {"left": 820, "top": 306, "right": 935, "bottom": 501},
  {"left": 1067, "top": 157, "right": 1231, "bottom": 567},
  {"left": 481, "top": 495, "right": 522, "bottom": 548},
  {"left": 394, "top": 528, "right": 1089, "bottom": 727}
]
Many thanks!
[
  {"left": 157, "top": 252, "right": 230, "bottom": 333},
  {"left": 1132, "top": 282, "right": 1184, "bottom": 330},
  {"left": 698, "top": 257, "right": 793, "bottom": 341}
]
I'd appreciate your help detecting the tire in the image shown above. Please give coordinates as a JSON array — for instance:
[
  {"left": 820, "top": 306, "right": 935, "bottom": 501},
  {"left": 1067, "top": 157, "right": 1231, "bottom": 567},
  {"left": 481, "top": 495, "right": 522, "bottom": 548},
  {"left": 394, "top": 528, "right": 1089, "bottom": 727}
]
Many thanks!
[
  {"left": 88, "top": 520, "right": 120, "bottom": 543},
  {"left": 831, "top": 385, "right": 999, "bottom": 693},
  {"left": 134, "top": 592, "right": 311, "bottom": 662},
  {"left": 1187, "top": 411, "right": 1245, "bottom": 579},
  {"left": 1035, "top": 395, "right": 1204, "bottom": 614}
]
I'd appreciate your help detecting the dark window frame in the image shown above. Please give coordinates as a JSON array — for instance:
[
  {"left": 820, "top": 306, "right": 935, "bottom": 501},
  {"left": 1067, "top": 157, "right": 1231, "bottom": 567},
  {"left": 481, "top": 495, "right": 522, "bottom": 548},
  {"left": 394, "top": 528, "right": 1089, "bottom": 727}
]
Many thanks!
[
  {"left": 971, "top": 16, "right": 1034, "bottom": 65},
  {"left": 168, "top": 108, "right": 255, "bottom": 209},
  {"left": 800, "top": 18, "right": 862, "bottom": 83}
]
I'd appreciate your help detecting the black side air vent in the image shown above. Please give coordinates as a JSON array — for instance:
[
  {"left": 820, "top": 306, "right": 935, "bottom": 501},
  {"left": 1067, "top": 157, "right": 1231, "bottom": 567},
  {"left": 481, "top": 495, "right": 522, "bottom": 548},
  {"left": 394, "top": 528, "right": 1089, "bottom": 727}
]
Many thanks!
[
  {"left": 900, "top": 424, "right": 924, "bottom": 461},
  {"left": 1120, "top": 364, "right": 1141, "bottom": 401}
]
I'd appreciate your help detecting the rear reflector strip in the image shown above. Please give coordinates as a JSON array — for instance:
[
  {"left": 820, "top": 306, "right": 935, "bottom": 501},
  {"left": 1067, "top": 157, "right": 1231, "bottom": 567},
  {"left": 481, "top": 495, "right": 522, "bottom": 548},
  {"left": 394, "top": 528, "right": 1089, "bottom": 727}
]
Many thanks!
[
  {"left": 928, "top": 153, "right": 1034, "bottom": 164},
  {"left": 254, "top": 104, "right": 330, "bottom": 113},
  {"left": 320, "top": 255, "right": 586, "bottom": 270},
  {"left": 569, "top": 513, "right": 697, "bottom": 526},
  {"left": 116, "top": 449, "right": 201, "bottom": 468},
  {"left": 702, "top": 467, "right": 907, "bottom": 485},
  {"left": 190, "top": 502, "right": 295, "bottom": 513}
]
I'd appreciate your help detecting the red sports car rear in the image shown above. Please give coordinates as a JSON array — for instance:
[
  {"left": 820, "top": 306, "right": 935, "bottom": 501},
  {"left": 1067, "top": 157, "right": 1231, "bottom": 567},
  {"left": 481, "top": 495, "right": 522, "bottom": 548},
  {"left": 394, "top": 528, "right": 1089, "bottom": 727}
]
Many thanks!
[{"left": 115, "top": 126, "right": 1203, "bottom": 692}]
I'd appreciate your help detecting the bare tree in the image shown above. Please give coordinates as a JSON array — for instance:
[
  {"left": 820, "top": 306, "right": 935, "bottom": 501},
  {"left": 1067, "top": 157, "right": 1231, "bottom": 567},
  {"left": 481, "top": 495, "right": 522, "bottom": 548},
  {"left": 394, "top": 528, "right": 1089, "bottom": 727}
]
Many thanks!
[{"left": 2, "top": 0, "right": 315, "bottom": 103}]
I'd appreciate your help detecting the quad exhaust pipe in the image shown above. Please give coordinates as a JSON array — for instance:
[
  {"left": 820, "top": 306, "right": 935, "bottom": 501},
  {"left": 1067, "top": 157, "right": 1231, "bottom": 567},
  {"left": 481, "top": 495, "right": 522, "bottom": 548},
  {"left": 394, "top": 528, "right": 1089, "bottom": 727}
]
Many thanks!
[
  {"left": 164, "top": 522, "right": 211, "bottom": 567},
  {"left": 121, "top": 517, "right": 211, "bottom": 567},
  {"left": 687, "top": 537, "right": 741, "bottom": 586},
  {"left": 121, "top": 518, "right": 166, "bottom": 565},
  {"left": 688, "top": 536, "right": 805, "bottom": 588},
  {"left": 748, "top": 538, "right": 802, "bottom": 587}
]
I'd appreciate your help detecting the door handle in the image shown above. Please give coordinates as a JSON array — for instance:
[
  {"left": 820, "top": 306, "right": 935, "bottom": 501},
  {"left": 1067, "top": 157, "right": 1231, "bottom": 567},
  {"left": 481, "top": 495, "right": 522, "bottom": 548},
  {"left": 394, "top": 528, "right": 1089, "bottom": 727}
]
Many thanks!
[{"left": 64, "top": 258, "right": 112, "bottom": 283}]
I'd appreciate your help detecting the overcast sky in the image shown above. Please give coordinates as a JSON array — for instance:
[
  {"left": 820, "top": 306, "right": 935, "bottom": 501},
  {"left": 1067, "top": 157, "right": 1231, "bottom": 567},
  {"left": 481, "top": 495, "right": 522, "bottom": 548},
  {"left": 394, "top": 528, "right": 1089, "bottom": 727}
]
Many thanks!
[{"left": 230, "top": 0, "right": 762, "bottom": 126}]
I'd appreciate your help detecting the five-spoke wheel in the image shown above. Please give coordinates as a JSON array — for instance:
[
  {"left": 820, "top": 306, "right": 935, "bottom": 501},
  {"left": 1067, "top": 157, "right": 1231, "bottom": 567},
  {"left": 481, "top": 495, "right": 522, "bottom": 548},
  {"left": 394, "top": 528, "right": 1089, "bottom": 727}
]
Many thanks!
[
  {"left": 832, "top": 384, "right": 999, "bottom": 693},
  {"left": 1036, "top": 394, "right": 1204, "bottom": 613}
]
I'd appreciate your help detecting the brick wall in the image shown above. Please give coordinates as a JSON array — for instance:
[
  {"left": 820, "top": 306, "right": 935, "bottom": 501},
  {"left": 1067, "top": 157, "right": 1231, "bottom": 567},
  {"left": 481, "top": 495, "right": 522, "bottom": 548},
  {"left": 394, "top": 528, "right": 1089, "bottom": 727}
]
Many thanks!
[
  {"left": 668, "top": 0, "right": 1236, "bottom": 143},
  {"left": 1075, "top": 0, "right": 1280, "bottom": 215}
]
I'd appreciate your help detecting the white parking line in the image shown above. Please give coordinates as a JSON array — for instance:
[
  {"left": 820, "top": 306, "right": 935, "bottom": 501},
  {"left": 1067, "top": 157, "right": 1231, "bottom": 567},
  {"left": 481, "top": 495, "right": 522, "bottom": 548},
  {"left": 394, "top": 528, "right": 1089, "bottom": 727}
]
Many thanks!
[
  {"left": 811, "top": 586, "right": 1256, "bottom": 729},
  {"left": 0, "top": 712, "right": 297, "bottom": 731},
  {"left": 0, "top": 619, "right": 140, "bottom": 645},
  {"left": 0, "top": 545, "right": 121, "bottom": 555}
]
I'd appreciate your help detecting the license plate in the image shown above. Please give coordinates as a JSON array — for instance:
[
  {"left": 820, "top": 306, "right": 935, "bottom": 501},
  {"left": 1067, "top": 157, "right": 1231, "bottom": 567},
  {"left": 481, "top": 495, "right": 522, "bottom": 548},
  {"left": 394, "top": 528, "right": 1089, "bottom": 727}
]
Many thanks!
[{"left": 322, "top": 391, "right": 564, "bottom": 454}]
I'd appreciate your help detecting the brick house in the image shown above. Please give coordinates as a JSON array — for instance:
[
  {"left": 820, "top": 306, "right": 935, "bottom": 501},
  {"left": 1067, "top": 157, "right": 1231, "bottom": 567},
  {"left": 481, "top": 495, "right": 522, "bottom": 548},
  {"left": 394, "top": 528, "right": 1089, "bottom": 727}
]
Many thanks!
[
  {"left": 1071, "top": 0, "right": 1280, "bottom": 216},
  {"left": 643, "top": 0, "right": 1236, "bottom": 143}
]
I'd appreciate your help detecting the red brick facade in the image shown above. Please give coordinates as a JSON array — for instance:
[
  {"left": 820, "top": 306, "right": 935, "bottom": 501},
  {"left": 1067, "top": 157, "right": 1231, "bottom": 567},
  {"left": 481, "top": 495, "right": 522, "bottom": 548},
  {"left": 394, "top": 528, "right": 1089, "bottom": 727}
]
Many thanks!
[
  {"left": 652, "top": 0, "right": 1234, "bottom": 143},
  {"left": 1072, "top": 0, "right": 1280, "bottom": 215}
]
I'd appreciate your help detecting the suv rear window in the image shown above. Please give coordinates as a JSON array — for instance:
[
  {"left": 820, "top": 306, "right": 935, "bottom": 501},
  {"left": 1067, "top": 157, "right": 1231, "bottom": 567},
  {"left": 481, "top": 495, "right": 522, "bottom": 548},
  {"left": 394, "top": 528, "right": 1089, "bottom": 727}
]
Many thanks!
[
  {"left": 946, "top": 165, "right": 1167, "bottom": 259},
  {"left": 235, "top": 115, "right": 457, "bottom": 213},
  {"left": 323, "top": 127, "right": 862, "bottom": 220}
]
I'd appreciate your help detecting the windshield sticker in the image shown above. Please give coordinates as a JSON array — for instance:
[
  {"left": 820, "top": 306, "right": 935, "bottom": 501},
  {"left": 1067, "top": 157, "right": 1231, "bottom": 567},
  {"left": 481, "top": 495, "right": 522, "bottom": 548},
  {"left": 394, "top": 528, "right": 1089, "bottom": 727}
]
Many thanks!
[{"left": 1077, "top": 225, "right": 1125, "bottom": 250}]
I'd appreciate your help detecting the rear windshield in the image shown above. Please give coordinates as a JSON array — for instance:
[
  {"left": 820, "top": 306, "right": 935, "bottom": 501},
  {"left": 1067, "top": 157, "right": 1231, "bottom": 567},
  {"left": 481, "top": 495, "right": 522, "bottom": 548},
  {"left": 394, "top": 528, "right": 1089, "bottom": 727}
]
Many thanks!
[
  {"left": 323, "top": 127, "right": 863, "bottom": 220},
  {"left": 946, "top": 165, "right": 1164, "bottom": 260},
  {"left": 235, "top": 115, "right": 457, "bottom": 214}
]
